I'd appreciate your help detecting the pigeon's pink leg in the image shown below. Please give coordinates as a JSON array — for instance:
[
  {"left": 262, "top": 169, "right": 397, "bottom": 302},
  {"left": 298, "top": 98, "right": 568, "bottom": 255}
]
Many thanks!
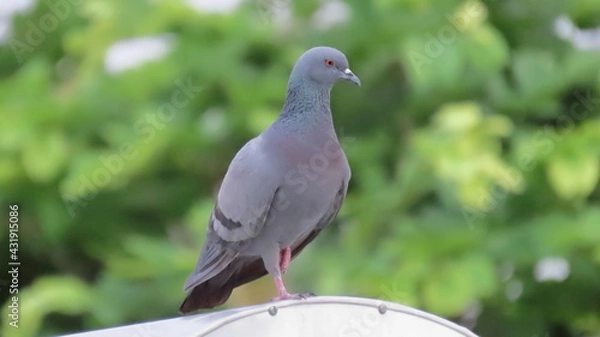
[
  {"left": 273, "top": 276, "right": 293, "bottom": 299},
  {"left": 270, "top": 247, "right": 314, "bottom": 302},
  {"left": 279, "top": 247, "right": 291, "bottom": 274}
]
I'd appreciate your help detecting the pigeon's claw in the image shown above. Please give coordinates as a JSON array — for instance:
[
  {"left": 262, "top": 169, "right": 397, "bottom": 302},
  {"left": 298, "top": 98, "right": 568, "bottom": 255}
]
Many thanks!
[
  {"left": 298, "top": 292, "right": 316, "bottom": 299},
  {"left": 270, "top": 292, "right": 315, "bottom": 302}
]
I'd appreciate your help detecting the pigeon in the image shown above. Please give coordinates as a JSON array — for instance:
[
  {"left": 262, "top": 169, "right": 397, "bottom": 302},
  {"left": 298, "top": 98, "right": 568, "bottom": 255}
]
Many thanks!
[{"left": 179, "top": 46, "right": 360, "bottom": 314}]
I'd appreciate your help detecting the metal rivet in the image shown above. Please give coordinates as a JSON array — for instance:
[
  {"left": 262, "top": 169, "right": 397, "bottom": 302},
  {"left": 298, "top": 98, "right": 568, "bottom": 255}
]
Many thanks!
[
  {"left": 378, "top": 304, "right": 387, "bottom": 314},
  {"left": 268, "top": 306, "right": 278, "bottom": 316}
]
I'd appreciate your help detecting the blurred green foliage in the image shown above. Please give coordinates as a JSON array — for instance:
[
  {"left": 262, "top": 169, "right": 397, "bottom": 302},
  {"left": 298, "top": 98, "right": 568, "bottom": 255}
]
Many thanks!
[{"left": 1, "top": 0, "right": 600, "bottom": 336}]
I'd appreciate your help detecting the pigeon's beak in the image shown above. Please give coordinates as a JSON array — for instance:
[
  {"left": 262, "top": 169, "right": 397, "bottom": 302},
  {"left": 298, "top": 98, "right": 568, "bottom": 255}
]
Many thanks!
[{"left": 343, "top": 68, "right": 361, "bottom": 86}]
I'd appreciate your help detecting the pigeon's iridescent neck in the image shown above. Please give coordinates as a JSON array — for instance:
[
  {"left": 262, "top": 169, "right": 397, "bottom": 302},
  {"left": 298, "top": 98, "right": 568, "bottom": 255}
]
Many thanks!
[{"left": 277, "top": 80, "right": 335, "bottom": 137}]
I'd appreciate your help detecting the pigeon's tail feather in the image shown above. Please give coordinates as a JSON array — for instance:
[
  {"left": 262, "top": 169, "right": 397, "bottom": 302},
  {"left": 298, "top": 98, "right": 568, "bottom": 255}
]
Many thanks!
[
  {"left": 179, "top": 256, "right": 268, "bottom": 314},
  {"left": 179, "top": 278, "right": 234, "bottom": 314},
  {"left": 183, "top": 250, "right": 236, "bottom": 292}
]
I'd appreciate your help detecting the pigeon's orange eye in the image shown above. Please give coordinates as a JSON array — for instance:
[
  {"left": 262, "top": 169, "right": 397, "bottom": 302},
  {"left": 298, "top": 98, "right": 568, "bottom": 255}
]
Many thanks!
[{"left": 325, "top": 59, "right": 335, "bottom": 67}]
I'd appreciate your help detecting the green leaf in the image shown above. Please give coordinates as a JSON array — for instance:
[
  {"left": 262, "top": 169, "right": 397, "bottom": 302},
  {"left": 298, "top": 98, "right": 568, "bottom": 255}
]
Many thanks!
[
  {"left": 22, "top": 131, "right": 69, "bottom": 183},
  {"left": 423, "top": 255, "right": 497, "bottom": 316},
  {"left": 433, "top": 101, "right": 482, "bottom": 132},
  {"left": 547, "top": 153, "right": 599, "bottom": 200},
  {"left": 462, "top": 24, "right": 509, "bottom": 74}
]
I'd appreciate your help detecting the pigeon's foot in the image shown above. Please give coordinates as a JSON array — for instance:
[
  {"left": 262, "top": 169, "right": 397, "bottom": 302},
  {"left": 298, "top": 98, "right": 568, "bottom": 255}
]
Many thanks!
[
  {"left": 270, "top": 292, "right": 315, "bottom": 302},
  {"left": 272, "top": 276, "right": 315, "bottom": 302}
]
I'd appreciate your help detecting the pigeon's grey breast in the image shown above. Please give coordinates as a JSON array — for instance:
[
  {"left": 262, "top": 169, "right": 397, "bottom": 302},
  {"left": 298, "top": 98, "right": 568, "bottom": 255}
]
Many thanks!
[{"left": 237, "top": 125, "right": 350, "bottom": 255}]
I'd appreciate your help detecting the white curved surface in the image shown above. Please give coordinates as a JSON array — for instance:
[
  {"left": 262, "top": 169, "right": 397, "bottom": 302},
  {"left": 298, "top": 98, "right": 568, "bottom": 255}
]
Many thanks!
[{"left": 63, "top": 296, "right": 479, "bottom": 337}]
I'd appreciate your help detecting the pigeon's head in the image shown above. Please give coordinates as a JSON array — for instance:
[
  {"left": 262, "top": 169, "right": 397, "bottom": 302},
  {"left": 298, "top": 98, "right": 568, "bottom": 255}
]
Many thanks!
[{"left": 290, "top": 46, "right": 361, "bottom": 88}]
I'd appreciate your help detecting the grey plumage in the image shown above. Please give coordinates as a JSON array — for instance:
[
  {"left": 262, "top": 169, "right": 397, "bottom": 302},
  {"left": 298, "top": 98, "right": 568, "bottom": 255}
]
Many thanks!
[{"left": 180, "top": 46, "right": 360, "bottom": 313}]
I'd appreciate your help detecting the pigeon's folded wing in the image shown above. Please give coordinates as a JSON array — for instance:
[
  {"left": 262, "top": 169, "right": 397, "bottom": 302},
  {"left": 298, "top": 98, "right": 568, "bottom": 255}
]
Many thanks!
[
  {"left": 212, "top": 137, "right": 282, "bottom": 242},
  {"left": 183, "top": 137, "right": 282, "bottom": 291}
]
